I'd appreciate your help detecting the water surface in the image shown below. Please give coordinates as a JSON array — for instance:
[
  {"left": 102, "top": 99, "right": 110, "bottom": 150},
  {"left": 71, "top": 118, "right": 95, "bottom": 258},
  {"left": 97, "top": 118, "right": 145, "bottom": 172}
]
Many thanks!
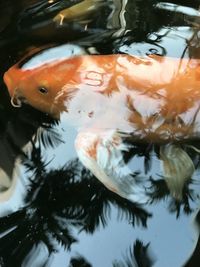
[{"left": 0, "top": 1, "right": 200, "bottom": 266}]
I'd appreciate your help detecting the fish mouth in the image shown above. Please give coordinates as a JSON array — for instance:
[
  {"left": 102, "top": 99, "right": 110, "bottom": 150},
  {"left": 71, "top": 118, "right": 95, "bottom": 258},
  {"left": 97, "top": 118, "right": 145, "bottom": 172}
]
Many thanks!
[
  {"left": 3, "top": 72, "right": 14, "bottom": 95},
  {"left": 10, "top": 89, "right": 27, "bottom": 108}
]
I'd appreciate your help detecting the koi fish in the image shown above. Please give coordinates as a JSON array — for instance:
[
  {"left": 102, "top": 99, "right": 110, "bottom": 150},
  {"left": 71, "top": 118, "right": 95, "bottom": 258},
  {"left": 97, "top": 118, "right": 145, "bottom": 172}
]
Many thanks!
[
  {"left": 53, "top": 0, "right": 105, "bottom": 25},
  {"left": 3, "top": 44, "right": 200, "bottom": 203}
]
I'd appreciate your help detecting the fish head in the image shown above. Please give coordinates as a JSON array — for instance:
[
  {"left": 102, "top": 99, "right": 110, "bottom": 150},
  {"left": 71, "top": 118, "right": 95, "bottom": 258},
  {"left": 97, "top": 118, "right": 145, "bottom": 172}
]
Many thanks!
[
  {"left": 3, "top": 44, "right": 87, "bottom": 119},
  {"left": 3, "top": 59, "right": 81, "bottom": 119},
  {"left": 3, "top": 66, "right": 23, "bottom": 99}
]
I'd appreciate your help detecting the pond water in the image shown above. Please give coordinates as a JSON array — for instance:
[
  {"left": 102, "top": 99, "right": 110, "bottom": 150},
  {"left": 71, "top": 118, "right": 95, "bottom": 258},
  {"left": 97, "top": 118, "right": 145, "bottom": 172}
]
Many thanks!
[{"left": 0, "top": 1, "right": 200, "bottom": 266}]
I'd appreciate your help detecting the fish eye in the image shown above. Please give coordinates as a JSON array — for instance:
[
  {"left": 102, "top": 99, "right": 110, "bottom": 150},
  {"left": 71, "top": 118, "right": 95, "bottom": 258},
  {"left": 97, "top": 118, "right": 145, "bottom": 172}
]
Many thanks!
[{"left": 38, "top": 86, "right": 48, "bottom": 94}]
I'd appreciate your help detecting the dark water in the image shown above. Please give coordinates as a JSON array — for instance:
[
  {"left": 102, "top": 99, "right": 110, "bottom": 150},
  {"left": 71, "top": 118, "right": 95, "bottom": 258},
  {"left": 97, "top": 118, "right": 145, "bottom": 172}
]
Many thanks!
[{"left": 0, "top": 0, "right": 200, "bottom": 266}]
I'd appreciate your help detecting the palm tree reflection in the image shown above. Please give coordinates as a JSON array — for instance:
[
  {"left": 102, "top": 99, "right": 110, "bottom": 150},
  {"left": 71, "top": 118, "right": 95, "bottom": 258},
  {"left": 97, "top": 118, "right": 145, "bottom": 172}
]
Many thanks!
[
  {"left": 148, "top": 177, "right": 195, "bottom": 217},
  {"left": 113, "top": 239, "right": 155, "bottom": 267},
  {"left": 0, "top": 122, "right": 198, "bottom": 265},
  {"left": 69, "top": 255, "right": 92, "bottom": 267},
  {"left": 68, "top": 239, "right": 155, "bottom": 267},
  {"left": 123, "top": 138, "right": 199, "bottom": 217},
  {"left": 0, "top": 141, "right": 151, "bottom": 266}
]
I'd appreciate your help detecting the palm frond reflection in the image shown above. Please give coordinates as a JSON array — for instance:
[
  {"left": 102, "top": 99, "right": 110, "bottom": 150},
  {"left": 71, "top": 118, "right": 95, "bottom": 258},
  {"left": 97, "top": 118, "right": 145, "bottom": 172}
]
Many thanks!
[
  {"left": 69, "top": 255, "right": 92, "bottom": 267},
  {"left": 148, "top": 177, "right": 195, "bottom": 218},
  {"left": 123, "top": 138, "right": 199, "bottom": 216},
  {"left": 113, "top": 239, "right": 155, "bottom": 267},
  {"left": 0, "top": 142, "right": 151, "bottom": 266}
]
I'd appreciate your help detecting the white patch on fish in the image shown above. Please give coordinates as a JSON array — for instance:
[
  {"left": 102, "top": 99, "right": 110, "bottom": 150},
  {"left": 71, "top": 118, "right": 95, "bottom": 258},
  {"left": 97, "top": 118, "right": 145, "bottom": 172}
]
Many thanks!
[
  {"left": 75, "top": 129, "right": 149, "bottom": 204},
  {"left": 21, "top": 44, "right": 87, "bottom": 70}
]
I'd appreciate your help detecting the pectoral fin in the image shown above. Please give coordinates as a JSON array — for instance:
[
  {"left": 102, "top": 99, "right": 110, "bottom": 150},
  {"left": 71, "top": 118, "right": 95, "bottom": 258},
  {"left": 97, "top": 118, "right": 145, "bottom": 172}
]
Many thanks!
[{"left": 75, "top": 129, "right": 148, "bottom": 204}]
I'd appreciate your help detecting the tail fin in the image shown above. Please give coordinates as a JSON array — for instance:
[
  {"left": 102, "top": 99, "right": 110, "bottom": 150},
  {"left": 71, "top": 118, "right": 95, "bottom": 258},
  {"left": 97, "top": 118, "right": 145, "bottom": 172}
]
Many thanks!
[{"left": 160, "top": 144, "right": 194, "bottom": 201}]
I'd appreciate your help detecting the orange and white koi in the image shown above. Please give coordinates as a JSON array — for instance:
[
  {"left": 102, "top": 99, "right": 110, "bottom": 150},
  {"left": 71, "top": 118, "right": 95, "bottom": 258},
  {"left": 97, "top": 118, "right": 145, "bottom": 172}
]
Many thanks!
[{"left": 4, "top": 44, "right": 200, "bottom": 203}]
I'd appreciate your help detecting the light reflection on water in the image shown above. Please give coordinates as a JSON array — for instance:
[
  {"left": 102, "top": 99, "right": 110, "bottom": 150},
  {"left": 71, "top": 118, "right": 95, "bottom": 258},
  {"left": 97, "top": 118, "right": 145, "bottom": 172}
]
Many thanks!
[
  {"left": 119, "top": 27, "right": 194, "bottom": 57},
  {"left": 0, "top": 1, "right": 200, "bottom": 267}
]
